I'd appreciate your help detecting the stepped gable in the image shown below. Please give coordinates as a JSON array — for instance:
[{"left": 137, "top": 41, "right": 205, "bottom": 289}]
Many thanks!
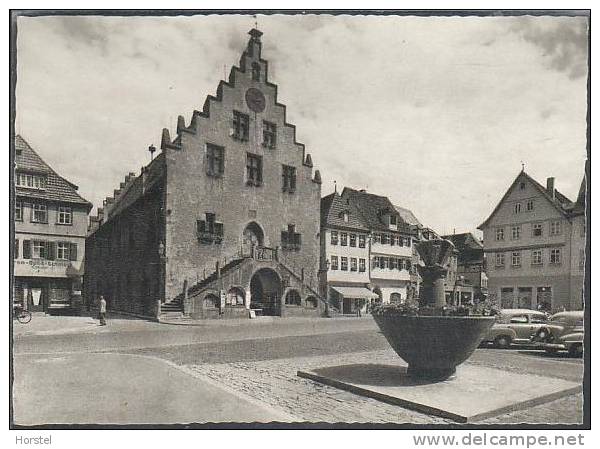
[
  {"left": 14, "top": 135, "right": 92, "bottom": 208},
  {"left": 160, "top": 28, "right": 321, "bottom": 185},
  {"left": 341, "top": 187, "right": 414, "bottom": 234}
]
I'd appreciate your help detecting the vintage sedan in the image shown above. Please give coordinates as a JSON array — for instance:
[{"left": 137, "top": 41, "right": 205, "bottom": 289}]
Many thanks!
[
  {"left": 531, "top": 310, "right": 584, "bottom": 357},
  {"left": 481, "top": 309, "right": 549, "bottom": 348}
]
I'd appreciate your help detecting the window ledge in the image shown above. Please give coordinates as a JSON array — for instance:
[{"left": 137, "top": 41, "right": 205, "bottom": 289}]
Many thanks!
[{"left": 56, "top": 222, "right": 73, "bottom": 226}]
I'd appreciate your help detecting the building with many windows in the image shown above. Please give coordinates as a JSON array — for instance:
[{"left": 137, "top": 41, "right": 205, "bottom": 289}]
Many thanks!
[
  {"left": 13, "top": 135, "right": 92, "bottom": 312},
  {"left": 478, "top": 170, "right": 586, "bottom": 312},
  {"left": 84, "top": 29, "right": 324, "bottom": 320}
]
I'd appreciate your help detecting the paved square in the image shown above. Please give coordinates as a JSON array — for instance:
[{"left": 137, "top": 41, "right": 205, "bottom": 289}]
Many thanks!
[{"left": 298, "top": 360, "right": 582, "bottom": 423}]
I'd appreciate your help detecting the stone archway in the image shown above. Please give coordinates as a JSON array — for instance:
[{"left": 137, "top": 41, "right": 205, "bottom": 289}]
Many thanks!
[
  {"left": 249, "top": 268, "right": 282, "bottom": 316},
  {"left": 242, "top": 221, "right": 265, "bottom": 256}
]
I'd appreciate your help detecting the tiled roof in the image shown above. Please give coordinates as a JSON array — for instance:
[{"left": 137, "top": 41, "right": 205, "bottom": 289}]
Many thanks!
[
  {"left": 14, "top": 135, "right": 92, "bottom": 208},
  {"left": 441, "top": 233, "right": 484, "bottom": 265},
  {"left": 393, "top": 204, "right": 422, "bottom": 227},
  {"left": 478, "top": 171, "right": 578, "bottom": 229},
  {"left": 321, "top": 192, "right": 369, "bottom": 231},
  {"left": 341, "top": 188, "right": 414, "bottom": 234}
]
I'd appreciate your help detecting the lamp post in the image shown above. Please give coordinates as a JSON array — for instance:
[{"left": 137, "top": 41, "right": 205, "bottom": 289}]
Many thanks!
[{"left": 156, "top": 241, "right": 166, "bottom": 319}]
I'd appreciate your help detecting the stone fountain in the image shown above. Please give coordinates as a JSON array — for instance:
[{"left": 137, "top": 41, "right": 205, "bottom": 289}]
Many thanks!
[{"left": 372, "top": 239, "right": 495, "bottom": 380}]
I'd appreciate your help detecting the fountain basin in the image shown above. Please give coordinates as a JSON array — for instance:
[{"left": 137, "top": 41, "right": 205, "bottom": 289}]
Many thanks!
[{"left": 373, "top": 314, "right": 495, "bottom": 380}]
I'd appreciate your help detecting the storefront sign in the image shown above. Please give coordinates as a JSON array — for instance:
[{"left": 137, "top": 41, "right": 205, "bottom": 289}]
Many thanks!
[{"left": 14, "top": 259, "right": 76, "bottom": 277}]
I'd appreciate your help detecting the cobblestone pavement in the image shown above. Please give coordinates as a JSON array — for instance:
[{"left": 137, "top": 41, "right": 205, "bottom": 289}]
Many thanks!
[{"left": 187, "top": 349, "right": 583, "bottom": 425}]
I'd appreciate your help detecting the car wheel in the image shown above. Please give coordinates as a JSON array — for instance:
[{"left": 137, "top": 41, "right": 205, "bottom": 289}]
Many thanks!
[
  {"left": 494, "top": 335, "right": 512, "bottom": 349},
  {"left": 568, "top": 344, "right": 583, "bottom": 358}
]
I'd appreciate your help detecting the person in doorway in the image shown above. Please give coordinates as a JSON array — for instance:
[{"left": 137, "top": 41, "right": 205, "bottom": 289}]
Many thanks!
[{"left": 99, "top": 295, "right": 107, "bottom": 326}]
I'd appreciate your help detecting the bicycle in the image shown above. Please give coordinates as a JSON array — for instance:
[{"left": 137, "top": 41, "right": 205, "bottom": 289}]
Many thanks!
[{"left": 14, "top": 306, "right": 32, "bottom": 324}]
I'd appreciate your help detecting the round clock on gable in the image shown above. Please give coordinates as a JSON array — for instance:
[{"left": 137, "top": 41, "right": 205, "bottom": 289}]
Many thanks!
[{"left": 245, "top": 88, "right": 266, "bottom": 113}]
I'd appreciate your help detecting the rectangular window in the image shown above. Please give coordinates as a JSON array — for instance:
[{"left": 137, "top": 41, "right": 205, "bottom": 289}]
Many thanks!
[
  {"left": 531, "top": 250, "right": 543, "bottom": 266},
  {"left": 57, "top": 242, "right": 70, "bottom": 260},
  {"left": 390, "top": 258, "right": 398, "bottom": 270},
  {"left": 282, "top": 165, "right": 296, "bottom": 193},
  {"left": 31, "top": 203, "right": 48, "bottom": 223},
  {"left": 532, "top": 223, "right": 543, "bottom": 237},
  {"left": 511, "top": 251, "right": 521, "bottom": 267},
  {"left": 373, "top": 233, "right": 381, "bottom": 244},
  {"left": 197, "top": 213, "right": 224, "bottom": 244},
  {"left": 381, "top": 234, "right": 390, "bottom": 245},
  {"left": 281, "top": 224, "right": 301, "bottom": 251},
  {"left": 495, "top": 228, "right": 504, "bottom": 241},
  {"left": 32, "top": 240, "right": 46, "bottom": 259},
  {"left": 514, "top": 203, "right": 522, "bottom": 214},
  {"left": 350, "top": 257, "right": 357, "bottom": 272},
  {"left": 330, "top": 255, "right": 338, "bottom": 270},
  {"left": 550, "top": 221, "right": 562, "bottom": 236},
  {"left": 511, "top": 225, "right": 521, "bottom": 240},
  {"left": 349, "top": 233, "right": 357, "bottom": 247},
  {"left": 340, "top": 232, "right": 348, "bottom": 246},
  {"left": 330, "top": 231, "right": 338, "bottom": 245},
  {"left": 550, "top": 249, "right": 561, "bottom": 264},
  {"left": 206, "top": 143, "right": 224, "bottom": 177},
  {"left": 57, "top": 206, "right": 72, "bottom": 225},
  {"left": 381, "top": 257, "right": 389, "bottom": 269},
  {"left": 358, "top": 234, "right": 366, "bottom": 248},
  {"left": 526, "top": 200, "right": 534, "bottom": 211},
  {"left": 233, "top": 111, "right": 249, "bottom": 141},
  {"left": 246, "top": 153, "right": 263, "bottom": 186},
  {"left": 495, "top": 253, "right": 505, "bottom": 267},
  {"left": 406, "top": 237, "right": 412, "bottom": 247},
  {"left": 263, "top": 121, "right": 277, "bottom": 148},
  {"left": 359, "top": 258, "right": 366, "bottom": 272},
  {"left": 15, "top": 201, "right": 23, "bottom": 221},
  {"left": 372, "top": 257, "right": 380, "bottom": 269},
  {"left": 341, "top": 257, "right": 348, "bottom": 271},
  {"left": 16, "top": 173, "right": 46, "bottom": 189}
]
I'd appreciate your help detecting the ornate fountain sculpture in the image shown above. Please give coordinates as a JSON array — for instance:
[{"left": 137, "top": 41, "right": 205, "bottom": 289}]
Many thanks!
[{"left": 372, "top": 239, "right": 495, "bottom": 380}]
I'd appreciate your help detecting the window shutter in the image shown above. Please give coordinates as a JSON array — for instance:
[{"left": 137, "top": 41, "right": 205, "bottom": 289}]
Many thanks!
[
  {"left": 23, "top": 240, "right": 31, "bottom": 259},
  {"left": 46, "top": 241, "right": 56, "bottom": 260},
  {"left": 70, "top": 243, "right": 78, "bottom": 261},
  {"left": 294, "top": 233, "right": 301, "bottom": 246},
  {"left": 15, "top": 239, "right": 19, "bottom": 259},
  {"left": 214, "top": 222, "right": 224, "bottom": 237}
]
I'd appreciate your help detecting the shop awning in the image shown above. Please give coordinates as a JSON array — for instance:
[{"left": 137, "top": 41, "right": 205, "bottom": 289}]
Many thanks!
[{"left": 331, "top": 286, "right": 379, "bottom": 299}]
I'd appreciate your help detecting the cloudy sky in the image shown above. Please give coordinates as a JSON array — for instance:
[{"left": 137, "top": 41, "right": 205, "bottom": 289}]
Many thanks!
[{"left": 15, "top": 13, "right": 588, "bottom": 235}]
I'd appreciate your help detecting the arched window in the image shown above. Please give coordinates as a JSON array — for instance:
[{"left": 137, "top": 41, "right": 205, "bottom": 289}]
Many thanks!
[
  {"left": 227, "top": 287, "right": 245, "bottom": 306},
  {"left": 285, "top": 290, "right": 301, "bottom": 306},
  {"left": 252, "top": 63, "right": 261, "bottom": 81},
  {"left": 203, "top": 294, "right": 219, "bottom": 309},
  {"left": 305, "top": 296, "right": 318, "bottom": 308}
]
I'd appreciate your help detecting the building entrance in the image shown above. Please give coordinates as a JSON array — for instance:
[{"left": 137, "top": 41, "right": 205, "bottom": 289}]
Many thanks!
[
  {"left": 242, "top": 222, "right": 264, "bottom": 256},
  {"left": 249, "top": 268, "right": 281, "bottom": 316}
]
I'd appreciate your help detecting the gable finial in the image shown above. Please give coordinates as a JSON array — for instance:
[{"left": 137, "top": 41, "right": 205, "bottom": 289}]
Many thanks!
[
  {"left": 334, "top": 180, "right": 337, "bottom": 193},
  {"left": 521, "top": 161, "right": 525, "bottom": 172}
]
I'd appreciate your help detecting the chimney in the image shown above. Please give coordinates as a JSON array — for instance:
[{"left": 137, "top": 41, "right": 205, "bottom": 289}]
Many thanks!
[{"left": 546, "top": 177, "right": 556, "bottom": 199}]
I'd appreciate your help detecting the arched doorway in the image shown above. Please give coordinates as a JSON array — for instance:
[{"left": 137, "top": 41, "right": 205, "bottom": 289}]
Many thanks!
[
  {"left": 250, "top": 268, "right": 281, "bottom": 316},
  {"left": 242, "top": 222, "right": 265, "bottom": 256}
]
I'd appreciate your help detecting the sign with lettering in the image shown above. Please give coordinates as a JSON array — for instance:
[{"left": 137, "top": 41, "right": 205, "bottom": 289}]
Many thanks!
[
  {"left": 14, "top": 259, "right": 78, "bottom": 278},
  {"left": 254, "top": 246, "right": 274, "bottom": 261}
]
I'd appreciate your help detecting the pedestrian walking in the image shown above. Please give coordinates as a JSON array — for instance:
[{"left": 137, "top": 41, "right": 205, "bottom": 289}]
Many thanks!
[{"left": 99, "top": 295, "right": 107, "bottom": 326}]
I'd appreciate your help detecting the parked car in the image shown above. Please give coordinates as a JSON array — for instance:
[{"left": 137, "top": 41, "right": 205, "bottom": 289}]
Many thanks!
[
  {"left": 481, "top": 309, "right": 549, "bottom": 348},
  {"left": 531, "top": 310, "right": 584, "bottom": 357}
]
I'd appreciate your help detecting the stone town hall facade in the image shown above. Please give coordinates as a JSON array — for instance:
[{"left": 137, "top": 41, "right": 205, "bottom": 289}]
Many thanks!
[{"left": 84, "top": 29, "right": 324, "bottom": 320}]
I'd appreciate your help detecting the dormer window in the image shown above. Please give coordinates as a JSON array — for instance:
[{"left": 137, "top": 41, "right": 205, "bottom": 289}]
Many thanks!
[{"left": 16, "top": 172, "right": 46, "bottom": 190}]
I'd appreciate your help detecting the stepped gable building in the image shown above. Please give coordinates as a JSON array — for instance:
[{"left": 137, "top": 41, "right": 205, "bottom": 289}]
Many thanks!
[
  {"left": 478, "top": 170, "right": 586, "bottom": 312},
  {"left": 14, "top": 135, "right": 92, "bottom": 313},
  {"left": 340, "top": 188, "right": 418, "bottom": 304},
  {"left": 84, "top": 28, "right": 324, "bottom": 320},
  {"left": 319, "top": 191, "right": 376, "bottom": 314}
]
